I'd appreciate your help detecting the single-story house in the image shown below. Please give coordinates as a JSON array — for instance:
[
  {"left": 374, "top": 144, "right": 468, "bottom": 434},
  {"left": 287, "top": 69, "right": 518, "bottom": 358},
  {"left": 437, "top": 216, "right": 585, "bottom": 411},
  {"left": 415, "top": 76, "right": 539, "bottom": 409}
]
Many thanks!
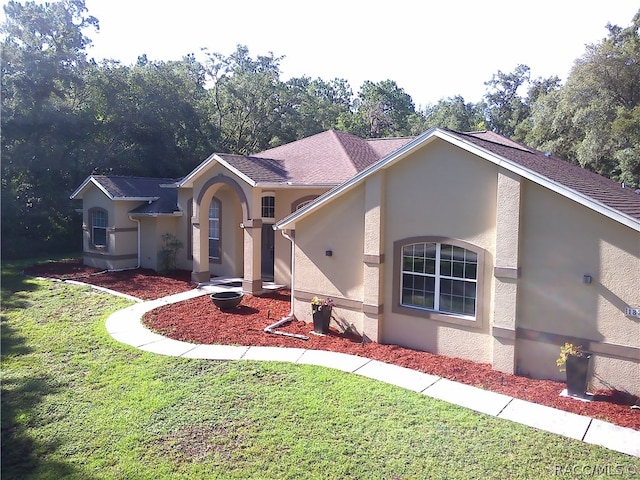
[
  {"left": 71, "top": 127, "right": 640, "bottom": 394},
  {"left": 274, "top": 128, "right": 640, "bottom": 395},
  {"left": 70, "top": 130, "right": 413, "bottom": 292}
]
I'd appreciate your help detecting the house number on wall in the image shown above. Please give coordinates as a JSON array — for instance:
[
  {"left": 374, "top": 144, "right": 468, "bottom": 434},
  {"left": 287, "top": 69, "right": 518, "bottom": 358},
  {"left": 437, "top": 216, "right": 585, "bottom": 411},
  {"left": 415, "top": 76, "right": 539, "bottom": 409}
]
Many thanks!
[{"left": 625, "top": 307, "right": 640, "bottom": 318}]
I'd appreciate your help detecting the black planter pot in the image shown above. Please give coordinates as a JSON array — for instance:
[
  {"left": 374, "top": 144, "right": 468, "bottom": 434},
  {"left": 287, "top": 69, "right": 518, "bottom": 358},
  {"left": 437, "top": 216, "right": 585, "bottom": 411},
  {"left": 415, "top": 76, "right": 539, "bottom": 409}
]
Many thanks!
[
  {"left": 565, "top": 353, "right": 591, "bottom": 397},
  {"left": 312, "top": 307, "right": 332, "bottom": 334},
  {"left": 211, "top": 291, "right": 243, "bottom": 311}
]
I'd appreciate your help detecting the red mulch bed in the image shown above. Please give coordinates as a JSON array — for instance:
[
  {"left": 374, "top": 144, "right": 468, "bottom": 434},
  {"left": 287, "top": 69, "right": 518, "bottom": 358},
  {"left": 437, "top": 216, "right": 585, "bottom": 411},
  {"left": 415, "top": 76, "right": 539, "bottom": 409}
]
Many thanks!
[
  {"left": 24, "top": 259, "right": 193, "bottom": 300},
  {"left": 27, "top": 260, "right": 640, "bottom": 430}
]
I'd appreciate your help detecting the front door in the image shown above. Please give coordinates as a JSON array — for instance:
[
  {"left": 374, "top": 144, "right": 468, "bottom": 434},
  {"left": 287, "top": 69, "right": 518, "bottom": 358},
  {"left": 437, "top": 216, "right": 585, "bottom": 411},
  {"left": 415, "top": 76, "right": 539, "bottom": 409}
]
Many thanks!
[{"left": 261, "top": 224, "right": 275, "bottom": 281}]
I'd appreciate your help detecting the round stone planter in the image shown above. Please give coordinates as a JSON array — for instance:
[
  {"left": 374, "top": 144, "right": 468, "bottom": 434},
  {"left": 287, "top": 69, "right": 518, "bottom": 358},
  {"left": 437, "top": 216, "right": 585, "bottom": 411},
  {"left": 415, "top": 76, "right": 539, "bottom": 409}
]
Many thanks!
[{"left": 211, "top": 292, "right": 243, "bottom": 311}]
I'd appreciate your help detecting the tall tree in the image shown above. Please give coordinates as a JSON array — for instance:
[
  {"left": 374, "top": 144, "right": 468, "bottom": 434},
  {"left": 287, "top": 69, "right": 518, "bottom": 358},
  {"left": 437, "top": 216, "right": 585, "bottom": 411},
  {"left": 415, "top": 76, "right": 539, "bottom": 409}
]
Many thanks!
[
  {"left": 423, "top": 95, "right": 486, "bottom": 132},
  {"left": 483, "top": 64, "right": 532, "bottom": 138},
  {"left": 1, "top": 0, "right": 98, "bottom": 256},
  {"left": 527, "top": 10, "right": 640, "bottom": 186},
  {"left": 343, "top": 80, "right": 416, "bottom": 138},
  {"left": 205, "top": 45, "right": 289, "bottom": 154}
]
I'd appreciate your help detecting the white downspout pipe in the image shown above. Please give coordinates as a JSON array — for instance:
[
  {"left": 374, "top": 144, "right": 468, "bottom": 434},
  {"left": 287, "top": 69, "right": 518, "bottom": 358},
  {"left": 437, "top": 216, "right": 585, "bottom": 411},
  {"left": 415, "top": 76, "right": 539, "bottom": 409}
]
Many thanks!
[
  {"left": 127, "top": 215, "right": 141, "bottom": 269},
  {"left": 264, "top": 228, "right": 308, "bottom": 340}
]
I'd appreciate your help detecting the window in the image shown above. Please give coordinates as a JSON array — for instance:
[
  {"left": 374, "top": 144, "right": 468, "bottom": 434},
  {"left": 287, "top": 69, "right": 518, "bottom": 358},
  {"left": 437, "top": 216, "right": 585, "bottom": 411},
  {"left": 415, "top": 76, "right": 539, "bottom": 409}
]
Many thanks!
[
  {"left": 295, "top": 200, "right": 313, "bottom": 211},
  {"left": 208, "top": 198, "right": 221, "bottom": 260},
  {"left": 90, "top": 209, "right": 107, "bottom": 248},
  {"left": 261, "top": 195, "right": 275, "bottom": 218},
  {"left": 401, "top": 242, "right": 478, "bottom": 317}
]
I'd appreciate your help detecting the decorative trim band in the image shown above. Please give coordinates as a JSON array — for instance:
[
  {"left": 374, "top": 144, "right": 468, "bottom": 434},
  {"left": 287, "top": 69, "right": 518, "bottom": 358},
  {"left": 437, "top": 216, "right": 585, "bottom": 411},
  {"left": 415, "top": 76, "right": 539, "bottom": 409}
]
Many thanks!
[
  {"left": 363, "top": 254, "right": 385, "bottom": 264},
  {"left": 241, "top": 219, "right": 263, "bottom": 229},
  {"left": 494, "top": 266, "right": 520, "bottom": 279},
  {"left": 362, "top": 303, "right": 383, "bottom": 315},
  {"left": 516, "top": 327, "right": 639, "bottom": 361},
  {"left": 492, "top": 325, "right": 516, "bottom": 340},
  {"left": 295, "top": 290, "right": 363, "bottom": 312},
  {"left": 83, "top": 252, "right": 137, "bottom": 261}
]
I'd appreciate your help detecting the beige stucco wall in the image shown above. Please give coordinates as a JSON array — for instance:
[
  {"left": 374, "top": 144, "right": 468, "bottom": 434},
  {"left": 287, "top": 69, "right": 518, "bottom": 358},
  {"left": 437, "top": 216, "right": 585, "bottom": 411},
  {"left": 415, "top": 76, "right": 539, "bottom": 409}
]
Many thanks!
[
  {"left": 81, "top": 187, "right": 140, "bottom": 270},
  {"left": 517, "top": 181, "right": 640, "bottom": 393},
  {"left": 382, "top": 139, "right": 498, "bottom": 363},
  {"left": 289, "top": 136, "right": 640, "bottom": 394},
  {"left": 293, "top": 185, "right": 365, "bottom": 328},
  {"left": 272, "top": 188, "right": 328, "bottom": 286},
  {"left": 138, "top": 216, "right": 182, "bottom": 271}
]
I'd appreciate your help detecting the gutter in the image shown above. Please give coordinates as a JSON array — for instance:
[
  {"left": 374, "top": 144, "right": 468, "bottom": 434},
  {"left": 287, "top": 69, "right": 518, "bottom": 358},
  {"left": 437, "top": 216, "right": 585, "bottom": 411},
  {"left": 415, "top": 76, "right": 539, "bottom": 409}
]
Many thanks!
[{"left": 263, "top": 228, "right": 308, "bottom": 340}]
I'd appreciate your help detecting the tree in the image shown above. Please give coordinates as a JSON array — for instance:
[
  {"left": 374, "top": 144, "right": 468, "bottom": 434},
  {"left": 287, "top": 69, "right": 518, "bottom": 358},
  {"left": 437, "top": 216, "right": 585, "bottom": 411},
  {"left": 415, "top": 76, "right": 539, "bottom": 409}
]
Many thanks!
[
  {"left": 422, "top": 95, "right": 486, "bottom": 132},
  {"left": 344, "top": 80, "right": 416, "bottom": 138},
  {"left": 483, "top": 64, "right": 532, "bottom": 138},
  {"left": 1, "top": 0, "right": 99, "bottom": 257},
  {"left": 205, "top": 45, "right": 289, "bottom": 154},
  {"left": 527, "top": 10, "right": 640, "bottom": 186}
]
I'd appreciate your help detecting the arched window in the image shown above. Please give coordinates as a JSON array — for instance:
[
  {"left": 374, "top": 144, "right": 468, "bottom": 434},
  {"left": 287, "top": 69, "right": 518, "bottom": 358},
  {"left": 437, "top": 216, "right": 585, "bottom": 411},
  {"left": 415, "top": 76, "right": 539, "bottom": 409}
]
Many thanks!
[
  {"left": 393, "top": 237, "right": 484, "bottom": 324},
  {"left": 89, "top": 208, "right": 108, "bottom": 249},
  {"left": 209, "top": 198, "right": 221, "bottom": 260}
]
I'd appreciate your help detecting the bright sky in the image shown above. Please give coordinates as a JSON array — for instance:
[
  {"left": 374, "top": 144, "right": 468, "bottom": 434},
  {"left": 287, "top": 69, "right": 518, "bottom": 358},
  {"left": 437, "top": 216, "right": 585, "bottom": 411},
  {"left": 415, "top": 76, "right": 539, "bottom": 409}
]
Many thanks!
[{"left": 5, "top": 1, "right": 640, "bottom": 107}]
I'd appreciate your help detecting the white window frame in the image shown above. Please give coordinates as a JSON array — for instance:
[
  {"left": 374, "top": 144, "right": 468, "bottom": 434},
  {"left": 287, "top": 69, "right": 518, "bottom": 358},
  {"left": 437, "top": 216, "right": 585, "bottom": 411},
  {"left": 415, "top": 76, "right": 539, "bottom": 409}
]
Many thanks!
[
  {"left": 90, "top": 208, "right": 108, "bottom": 249},
  {"left": 208, "top": 198, "right": 221, "bottom": 261},
  {"left": 261, "top": 194, "right": 275, "bottom": 219},
  {"left": 393, "top": 236, "right": 485, "bottom": 328}
]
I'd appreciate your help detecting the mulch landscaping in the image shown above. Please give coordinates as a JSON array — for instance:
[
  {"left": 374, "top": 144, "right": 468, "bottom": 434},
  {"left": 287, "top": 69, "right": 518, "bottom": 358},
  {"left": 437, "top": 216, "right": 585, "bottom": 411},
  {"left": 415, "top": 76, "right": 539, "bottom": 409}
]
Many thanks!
[{"left": 25, "top": 260, "right": 640, "bottom": 430}]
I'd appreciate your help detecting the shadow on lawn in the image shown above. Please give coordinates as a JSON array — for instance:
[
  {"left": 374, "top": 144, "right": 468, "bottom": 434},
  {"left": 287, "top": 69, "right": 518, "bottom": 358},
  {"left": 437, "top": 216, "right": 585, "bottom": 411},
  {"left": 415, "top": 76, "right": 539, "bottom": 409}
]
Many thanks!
[{"left": 1, "top": 306, "right": 97, "bottom": 479}]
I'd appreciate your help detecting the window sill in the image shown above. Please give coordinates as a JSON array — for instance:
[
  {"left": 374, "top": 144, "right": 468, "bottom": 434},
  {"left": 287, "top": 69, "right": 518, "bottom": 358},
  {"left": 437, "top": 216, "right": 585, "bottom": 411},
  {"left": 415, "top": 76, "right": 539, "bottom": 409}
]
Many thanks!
[{"left": 392, "top": 303, "right": 480, "bottom": 328}]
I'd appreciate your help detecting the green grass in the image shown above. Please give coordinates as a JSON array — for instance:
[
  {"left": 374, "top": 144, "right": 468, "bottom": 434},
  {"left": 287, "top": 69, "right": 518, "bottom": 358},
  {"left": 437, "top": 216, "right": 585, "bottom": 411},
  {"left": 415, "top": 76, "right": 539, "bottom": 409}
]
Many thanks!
[{"left": 2, "top": 259, "right": 639, "bottom": 479}]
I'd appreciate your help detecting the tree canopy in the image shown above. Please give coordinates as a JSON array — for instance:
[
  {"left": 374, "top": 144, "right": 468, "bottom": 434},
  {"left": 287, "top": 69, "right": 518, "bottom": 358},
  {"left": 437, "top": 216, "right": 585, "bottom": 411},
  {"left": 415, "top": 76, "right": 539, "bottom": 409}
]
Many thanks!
[{"left": 2, "top": 1, "right": 638, "bottom": 258}]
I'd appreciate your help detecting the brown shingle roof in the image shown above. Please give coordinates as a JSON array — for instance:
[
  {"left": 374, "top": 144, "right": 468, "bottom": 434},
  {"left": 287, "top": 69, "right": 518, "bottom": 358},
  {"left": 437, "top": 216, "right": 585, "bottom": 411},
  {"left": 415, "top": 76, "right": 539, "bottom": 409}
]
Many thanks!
[
  {"left": 217, "top": 154, "right": 290, "bottom": 183},
  {"left": 92, "top": 176, "right": 180, "bottom": 215},
  {"left": 452, "top": 131, "right": 640, "bottom": 222},
  {"left": 251, "top": 130, "right": 413, "bottom": 185},
  {"left": 92, "top": 175, "right": 178, "bottom": 199}
]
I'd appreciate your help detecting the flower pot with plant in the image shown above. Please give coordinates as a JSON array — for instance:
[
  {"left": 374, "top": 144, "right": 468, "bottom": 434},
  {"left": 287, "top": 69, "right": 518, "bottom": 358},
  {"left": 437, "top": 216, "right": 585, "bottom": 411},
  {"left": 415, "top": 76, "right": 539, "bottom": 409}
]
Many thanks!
[
  {"left": 556, "top": 342, "right": 591, "bottom": 398},
  {"left": 311, "top": 296, "right": 334, "bottom": 334}
]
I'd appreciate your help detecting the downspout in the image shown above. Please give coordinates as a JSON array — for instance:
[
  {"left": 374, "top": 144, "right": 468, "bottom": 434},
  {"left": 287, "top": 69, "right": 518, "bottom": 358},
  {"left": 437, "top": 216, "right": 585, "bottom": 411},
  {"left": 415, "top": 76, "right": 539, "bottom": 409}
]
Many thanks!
[
  {"left": 264, "top": 228, "right": 308, "bottom": 340},
  {"left": 127, "top": 215, "right": 141, "bottom": 269}
]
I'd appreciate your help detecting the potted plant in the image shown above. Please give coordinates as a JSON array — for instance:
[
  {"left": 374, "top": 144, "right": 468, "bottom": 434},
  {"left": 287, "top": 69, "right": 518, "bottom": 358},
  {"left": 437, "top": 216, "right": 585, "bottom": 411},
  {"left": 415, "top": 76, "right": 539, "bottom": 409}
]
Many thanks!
[
  {"left": 311, "top": 296, "right": 334, "bottom": 334},
  {"left": 556, "top": 342, "right": 591, "bottom": 398}
]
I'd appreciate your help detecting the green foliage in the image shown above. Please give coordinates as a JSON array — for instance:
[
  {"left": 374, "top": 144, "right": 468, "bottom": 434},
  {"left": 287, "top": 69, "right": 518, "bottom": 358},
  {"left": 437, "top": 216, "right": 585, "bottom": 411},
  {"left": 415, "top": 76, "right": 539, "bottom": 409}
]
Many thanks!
[
  {"left": 157, "top": 233, "right": 184, "bottom": 274},
  {"left": 2, "top": 0, "right": 639, "bottom": 259},
  {"left": 2, "top": 273, "right": 637, "bottom": 478},
  {"left": 526, "top": 10, "right": 640, "bottom": 187}
]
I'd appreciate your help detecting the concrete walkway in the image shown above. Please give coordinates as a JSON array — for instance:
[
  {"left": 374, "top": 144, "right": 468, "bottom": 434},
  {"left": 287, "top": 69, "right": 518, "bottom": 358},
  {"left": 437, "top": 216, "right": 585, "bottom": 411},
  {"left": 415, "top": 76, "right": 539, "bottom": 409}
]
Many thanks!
[{"left": 100, "top": 282, "right": 639, "bottom": 458}]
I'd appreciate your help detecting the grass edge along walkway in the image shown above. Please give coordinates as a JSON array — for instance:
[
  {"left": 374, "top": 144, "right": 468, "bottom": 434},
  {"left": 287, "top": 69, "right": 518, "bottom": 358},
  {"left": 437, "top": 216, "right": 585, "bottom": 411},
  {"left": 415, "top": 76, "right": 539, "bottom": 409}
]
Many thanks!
[{"left": 2, "top": 270, "right": 639, "bottom": 479}]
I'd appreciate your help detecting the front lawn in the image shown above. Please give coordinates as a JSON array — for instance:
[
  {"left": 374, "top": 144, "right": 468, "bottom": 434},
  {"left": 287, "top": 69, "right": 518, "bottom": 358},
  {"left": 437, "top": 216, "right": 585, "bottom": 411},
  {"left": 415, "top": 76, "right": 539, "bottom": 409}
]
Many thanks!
[{"left": 2, "top": 260, "right": 638, "bottom": 479}]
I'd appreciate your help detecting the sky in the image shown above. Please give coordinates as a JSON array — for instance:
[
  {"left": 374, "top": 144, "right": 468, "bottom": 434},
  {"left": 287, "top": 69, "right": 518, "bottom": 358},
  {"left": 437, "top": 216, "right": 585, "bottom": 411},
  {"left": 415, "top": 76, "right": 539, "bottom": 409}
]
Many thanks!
[{"left": 5, "top": 1, "right": 640, "bottom": 107}]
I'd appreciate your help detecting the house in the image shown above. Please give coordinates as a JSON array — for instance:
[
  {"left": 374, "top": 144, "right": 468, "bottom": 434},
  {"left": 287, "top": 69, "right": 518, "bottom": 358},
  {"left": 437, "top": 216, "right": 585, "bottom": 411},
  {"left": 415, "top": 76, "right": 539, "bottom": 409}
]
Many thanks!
[
  {"left": 71, "top": 127, "right": 640, "bottom": 394},
  {"left": 70, "top": 130, "right": 413, "bottom": 293},
  {"left": 274, "top": 128, "right": 640, "bottom": 395}
]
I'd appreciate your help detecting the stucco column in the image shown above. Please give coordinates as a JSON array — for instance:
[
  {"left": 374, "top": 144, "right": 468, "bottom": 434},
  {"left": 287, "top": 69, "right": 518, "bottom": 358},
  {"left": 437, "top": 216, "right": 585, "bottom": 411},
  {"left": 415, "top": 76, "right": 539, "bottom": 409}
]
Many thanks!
[
  {"left": 492, "top": 170, "right": 521, "bottom": 374},
  {"left": 241, "top": 219, "right": 263, "bottom": 294},
  {"left": 191, "top": 216, "right": 210, "bottom": 283},
  {"left": 362, "top": 171, "right": 385, "bottom": 342}
]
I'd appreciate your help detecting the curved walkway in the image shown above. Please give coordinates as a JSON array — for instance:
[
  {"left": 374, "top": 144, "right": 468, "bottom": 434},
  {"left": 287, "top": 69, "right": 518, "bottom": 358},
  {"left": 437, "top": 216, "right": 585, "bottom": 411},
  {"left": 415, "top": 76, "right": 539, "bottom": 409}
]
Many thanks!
[{"left": 102, "top": 283, "right": 639, "bottom": 458}]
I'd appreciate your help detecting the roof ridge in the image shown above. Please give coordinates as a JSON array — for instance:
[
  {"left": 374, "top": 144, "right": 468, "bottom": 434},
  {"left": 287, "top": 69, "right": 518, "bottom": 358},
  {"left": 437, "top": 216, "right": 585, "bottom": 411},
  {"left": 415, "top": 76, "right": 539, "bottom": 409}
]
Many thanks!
[{"left": 456, "top": 130, "right": 536, "bottom": 154}]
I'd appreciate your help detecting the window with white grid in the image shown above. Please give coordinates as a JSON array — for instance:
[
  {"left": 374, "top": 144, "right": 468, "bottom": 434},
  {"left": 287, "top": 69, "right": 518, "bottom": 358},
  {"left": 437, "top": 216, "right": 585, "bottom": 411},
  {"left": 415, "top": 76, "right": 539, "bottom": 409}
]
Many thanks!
[{"left": 401, "top": 242, "right": 477, "bottom": 317}]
